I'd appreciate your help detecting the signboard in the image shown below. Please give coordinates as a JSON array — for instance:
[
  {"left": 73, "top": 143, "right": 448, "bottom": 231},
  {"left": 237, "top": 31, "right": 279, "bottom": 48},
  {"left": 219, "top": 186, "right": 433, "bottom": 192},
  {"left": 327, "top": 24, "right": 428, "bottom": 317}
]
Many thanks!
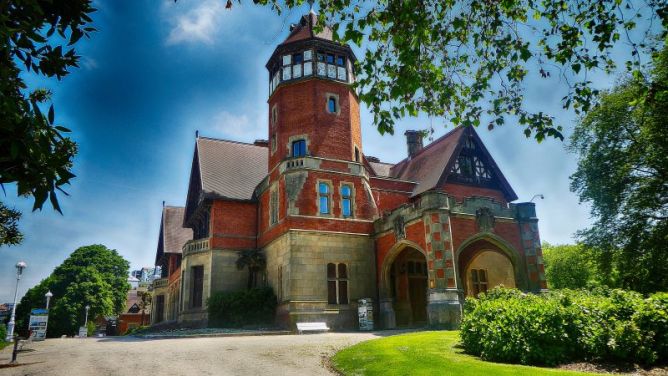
[
  {"left": 78, "top": 326, "right": 88, "bottom": 338},
  {"left": 28, "top": 309, "right": 49, "bottom": 341},
  {"left": 358, "top": 298, "right": 374, "bottom": 331}
]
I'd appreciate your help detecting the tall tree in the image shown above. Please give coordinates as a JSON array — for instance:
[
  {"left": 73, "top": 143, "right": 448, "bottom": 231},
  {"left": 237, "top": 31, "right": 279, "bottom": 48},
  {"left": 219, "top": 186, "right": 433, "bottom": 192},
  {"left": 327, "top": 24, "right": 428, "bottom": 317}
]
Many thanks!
[
  {"left": 236, "top": 249, "right": 266, "bottom": 289},
  {"left": 0, "top": 0, "right": 96, "bottom": 245},
  {"left": 569, "top": 42, "right": 668, "bottom": 293},
  {"left": 249, "top": 0, "right": 667, "bottom": 141},
  {"left": 15, "top": 244, "right": 129, "bottom": 337}
]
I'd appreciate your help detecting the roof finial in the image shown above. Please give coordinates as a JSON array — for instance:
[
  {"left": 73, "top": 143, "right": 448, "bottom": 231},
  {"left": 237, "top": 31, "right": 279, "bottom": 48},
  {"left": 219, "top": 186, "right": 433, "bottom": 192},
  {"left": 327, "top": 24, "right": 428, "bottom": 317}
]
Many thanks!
[
  {"left": 308, "top": 0, "right": 315, "bottom": 14},
  {"left": 162, "top": 200, "right": 165, "bottom": 207},
  {"left": 195, "top": 130, "right": 199, "bottom": 138}
]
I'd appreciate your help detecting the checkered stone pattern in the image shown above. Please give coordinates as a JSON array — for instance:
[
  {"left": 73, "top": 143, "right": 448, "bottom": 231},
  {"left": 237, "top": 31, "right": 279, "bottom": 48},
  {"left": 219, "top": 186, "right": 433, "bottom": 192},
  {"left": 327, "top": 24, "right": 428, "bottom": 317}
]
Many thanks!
[
  {"left": 521, "top": 222, "right": 547, "bottom": 291},
  {"left": 424, "top": 212, "right": 456, "bottom": 289}
]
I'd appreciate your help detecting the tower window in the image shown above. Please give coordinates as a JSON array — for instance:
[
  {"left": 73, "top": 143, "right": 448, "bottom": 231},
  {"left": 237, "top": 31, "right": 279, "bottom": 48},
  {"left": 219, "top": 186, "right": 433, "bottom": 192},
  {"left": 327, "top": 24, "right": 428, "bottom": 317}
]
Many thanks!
[
  {"left": 292, "top": 139, "right": 306, "bottom": 157},
  {"left": 354, "top": 147, "right": 360, "bottom": 162},
  {"left": 327, "top": 263, "right": 348, "bottom": 305},
  {"left": 271, "top": 134, "right": 277, "bottom": 154},
  {"left": 318, "top": 182, "right": 331, "bottom": 214},
  {"left": 293, "top": 53, "right": 303, "bottom": 64},
  {"left": 341, "top": 184, "right": 353, "bottom": 217},
  {"left": 336, "top": 56, "right": 345, "bottom": 66},
  {"left": 271, "top": 105, "right": 278, "bottom": 126},
  {"left": 326, "top": 53, "right": 335, "bottom": 64},
  {"left": 328, "top": 97, "right": 337, "bottom": 113},
  {"left": 270, "top": 188, "right": 279, "bottom": 225}
]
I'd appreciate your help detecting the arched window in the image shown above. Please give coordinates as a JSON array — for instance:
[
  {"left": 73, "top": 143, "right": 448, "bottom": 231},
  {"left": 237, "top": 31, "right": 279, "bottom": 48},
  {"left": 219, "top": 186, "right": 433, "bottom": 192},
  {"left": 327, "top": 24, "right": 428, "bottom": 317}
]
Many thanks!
[
  {"left": 318, "top": 182, "right": 331, "bottom": 214},
  {"left": 341, "top": 184, "right": 352, "bottom": 217},
  {"left": 327, "top": 263, "right": 348, "bottom": 305},
  {"left": 292, "top": 139, "right": 306, "bottom": 157}
]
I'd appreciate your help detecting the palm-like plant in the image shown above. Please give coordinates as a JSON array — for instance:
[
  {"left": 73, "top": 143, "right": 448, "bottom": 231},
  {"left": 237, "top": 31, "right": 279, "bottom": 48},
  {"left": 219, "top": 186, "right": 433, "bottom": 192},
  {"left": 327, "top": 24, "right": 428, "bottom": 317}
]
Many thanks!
[{"left": 235, "top": 249, "right": 266, "bottom": 289}]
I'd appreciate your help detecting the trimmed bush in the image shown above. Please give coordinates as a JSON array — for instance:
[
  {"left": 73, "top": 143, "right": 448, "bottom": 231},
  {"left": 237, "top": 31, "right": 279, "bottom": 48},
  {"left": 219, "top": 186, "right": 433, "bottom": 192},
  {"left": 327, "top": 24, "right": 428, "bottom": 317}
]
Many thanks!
[
  {"left": 460, "top": 287, "right": 667, "bottom": 366},
  {"left": 207, "top": 287, "right": 277, "bottom": 328}
]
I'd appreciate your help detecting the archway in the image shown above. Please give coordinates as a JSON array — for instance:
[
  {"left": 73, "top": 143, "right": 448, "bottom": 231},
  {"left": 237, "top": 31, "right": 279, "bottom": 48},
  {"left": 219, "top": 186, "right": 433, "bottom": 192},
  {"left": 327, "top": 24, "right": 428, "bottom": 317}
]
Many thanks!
[
  {"left": 456, "top": 236, "right": 523, "bottom": 297},
  {"left": 386, "top": 247, "right": 428, "bottom": 326}
]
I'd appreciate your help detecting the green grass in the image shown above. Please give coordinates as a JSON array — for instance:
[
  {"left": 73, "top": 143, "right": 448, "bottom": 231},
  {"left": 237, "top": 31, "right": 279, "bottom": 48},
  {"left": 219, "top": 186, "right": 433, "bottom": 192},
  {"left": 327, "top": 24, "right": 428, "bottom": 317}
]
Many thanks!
[{"left": 331, "top": 331, "right": 594, "bottom": 376}]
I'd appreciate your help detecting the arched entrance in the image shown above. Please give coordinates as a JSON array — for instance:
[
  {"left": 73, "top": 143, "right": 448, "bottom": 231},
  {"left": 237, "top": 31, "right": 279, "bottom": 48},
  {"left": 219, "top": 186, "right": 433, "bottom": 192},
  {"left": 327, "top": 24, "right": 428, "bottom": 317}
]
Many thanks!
[
  {"left": 380, "top": 244, "right": 429, "bottom": 327},
  {"left": 456, "top": 236, "right": 523, "bottom": 297}
]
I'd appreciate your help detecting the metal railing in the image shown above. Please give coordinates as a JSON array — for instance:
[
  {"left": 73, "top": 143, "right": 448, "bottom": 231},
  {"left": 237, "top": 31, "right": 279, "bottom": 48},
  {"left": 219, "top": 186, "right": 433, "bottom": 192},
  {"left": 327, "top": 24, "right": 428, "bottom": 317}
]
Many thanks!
[{"left": 153, "top": 278, "right": 168, "bottom": 289}]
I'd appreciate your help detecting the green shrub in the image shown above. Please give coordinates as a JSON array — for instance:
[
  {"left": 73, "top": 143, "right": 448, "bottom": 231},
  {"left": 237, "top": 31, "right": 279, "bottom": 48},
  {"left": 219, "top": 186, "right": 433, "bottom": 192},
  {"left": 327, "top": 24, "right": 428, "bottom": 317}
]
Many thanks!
[
  {"left": 460, "top": 287, "right": 666, "bottom": 366},
  {"left": 0, "top": 323, "right": 6, "bottom": 342},
  {"left": 207, "top": 287, "right": 277, "bottom": 328}
]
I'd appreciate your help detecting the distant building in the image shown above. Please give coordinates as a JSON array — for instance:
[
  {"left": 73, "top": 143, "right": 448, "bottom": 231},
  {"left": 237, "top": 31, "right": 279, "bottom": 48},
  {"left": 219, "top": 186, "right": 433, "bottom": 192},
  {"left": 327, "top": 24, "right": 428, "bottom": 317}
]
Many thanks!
[
  {"left": 128, "top": 276, "right": 140, "bottom": 290},
  {"left": 151, "top": 12, "right": 546, "bottom": 330},
  {"left": 119, "top": 287, "right": 151, "bottom": 334}
]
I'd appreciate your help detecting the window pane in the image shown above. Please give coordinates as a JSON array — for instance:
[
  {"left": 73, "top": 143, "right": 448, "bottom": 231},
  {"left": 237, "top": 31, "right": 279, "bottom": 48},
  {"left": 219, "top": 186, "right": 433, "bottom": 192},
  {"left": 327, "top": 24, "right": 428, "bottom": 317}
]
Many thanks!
[
  {"left": 328, "top": 97, "right": 336, "bottom": 113},
  {"left": 304, "top": 50, "right": 312, "bottom": 61},
  {"left": 282, "top": 55, "right": 291, "bottom": 66},
  {"left": 327, "top": 263, "right": 336, "bottom": 279},
  {"left": 320, "top": 197, "right": 329, "bottom": 214},
  {"left": 293, "top": 53, "right": 303, "bottom": 64},
  {"left": 471, "top": 269, "right": 479, "bottom": 283},
  {"left": 328, "top": 280, "right": 337, "bottom": 304},
  {"left": 408, "top": 261, "right": 415, "bottom": 274},
  {"left": 319, "top": 183, "right": 329, "bottom": 194},
  {"left": 338, "top": 263, "right": 347, "bottom": 279},
  {"left": 336, "top": 56, "right": 345, "bottom": 66},
  {"left": 326, "top": 54, "right": 335, "bottom": 64},
  {"left": 341, "top": 185, "right": 351, "bottom": 197},
  {"left": 342, "top": 199, "right": 351, "bottom": 217},
  {"left": 339, "top": 280, "right": 348, "bottom": 304},
  {"left": 479, "top": 269, "right": 487, "bottom": 283}
]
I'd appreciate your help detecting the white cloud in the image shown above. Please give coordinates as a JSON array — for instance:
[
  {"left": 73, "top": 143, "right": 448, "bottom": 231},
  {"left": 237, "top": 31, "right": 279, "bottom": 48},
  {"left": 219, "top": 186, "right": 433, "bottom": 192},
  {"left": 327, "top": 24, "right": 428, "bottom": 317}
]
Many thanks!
[
  {"left": 165, "top": 0, "right": 224, "bottom": 46},
  {"left": 211, "top": 109, "right": 265, "bottom": 141},
  {"left": 81, "top": 56, "right": 98, "bottom": 70}
]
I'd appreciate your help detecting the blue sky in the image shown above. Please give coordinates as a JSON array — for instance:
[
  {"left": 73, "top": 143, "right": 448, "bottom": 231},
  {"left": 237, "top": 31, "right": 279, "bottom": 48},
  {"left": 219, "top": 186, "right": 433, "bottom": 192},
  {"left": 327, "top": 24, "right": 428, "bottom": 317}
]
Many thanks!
[{"left": 0, "top": 0, "right": 607, "bottom": 303}]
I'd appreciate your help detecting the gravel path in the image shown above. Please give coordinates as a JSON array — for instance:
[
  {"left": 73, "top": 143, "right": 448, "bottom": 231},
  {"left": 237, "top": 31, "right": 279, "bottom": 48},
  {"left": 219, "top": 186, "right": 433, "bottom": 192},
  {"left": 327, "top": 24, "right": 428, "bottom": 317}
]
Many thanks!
[{"left": 0, "top": 331, "right": 402, "bottom": 376}]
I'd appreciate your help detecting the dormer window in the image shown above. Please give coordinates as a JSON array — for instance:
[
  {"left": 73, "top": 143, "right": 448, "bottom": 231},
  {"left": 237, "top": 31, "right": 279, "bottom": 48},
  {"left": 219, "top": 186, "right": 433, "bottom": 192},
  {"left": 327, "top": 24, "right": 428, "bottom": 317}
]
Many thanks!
[{"left": 292, "top": 139, "right": 306, "bottom": 157}]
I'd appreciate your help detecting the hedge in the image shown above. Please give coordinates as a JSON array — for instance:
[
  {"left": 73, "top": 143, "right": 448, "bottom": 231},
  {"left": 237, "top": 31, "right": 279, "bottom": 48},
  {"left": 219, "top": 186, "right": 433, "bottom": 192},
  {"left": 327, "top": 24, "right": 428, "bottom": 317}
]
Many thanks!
[
  {"left": 207, "top": 287, "right": 277, "bottom": 328},
  {"left": 460, "top": 288, "right": 668, "bottom": 366},
  {"left": 0, "top": 323, "right": 6, "bottom": 342}
]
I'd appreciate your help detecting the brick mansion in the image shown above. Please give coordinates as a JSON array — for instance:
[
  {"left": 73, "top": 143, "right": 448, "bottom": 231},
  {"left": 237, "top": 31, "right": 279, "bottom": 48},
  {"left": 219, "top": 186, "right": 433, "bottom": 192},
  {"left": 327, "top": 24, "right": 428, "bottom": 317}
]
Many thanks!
[{"left": 150, "top": 12, "right": 547, "bottom": 330}]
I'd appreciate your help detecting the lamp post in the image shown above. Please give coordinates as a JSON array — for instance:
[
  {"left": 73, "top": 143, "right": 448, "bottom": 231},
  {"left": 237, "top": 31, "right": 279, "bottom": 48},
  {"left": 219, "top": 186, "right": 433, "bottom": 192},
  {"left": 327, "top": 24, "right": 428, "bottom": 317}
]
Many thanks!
[
  {"left": 6, "top": 261, "right": 27, "bottom": 342},
  {"left": 84, "top": 305, "right": 90, "bottom": 327},
  {"left": 45, "top": 291, "right": 53, "bottom": 310}
]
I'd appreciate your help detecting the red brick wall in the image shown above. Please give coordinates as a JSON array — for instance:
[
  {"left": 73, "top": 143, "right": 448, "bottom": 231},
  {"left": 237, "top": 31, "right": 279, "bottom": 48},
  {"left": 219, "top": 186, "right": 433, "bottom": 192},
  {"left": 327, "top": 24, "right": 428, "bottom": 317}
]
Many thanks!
[
  {"left": 268, "top": 79, "right": 361, "bottom": 170},
  {"left": 210, "top": 200, "right": 258, "bottom": 250},
  {"left": 441, "top": 183, "right": 508, "bottom": 204}
]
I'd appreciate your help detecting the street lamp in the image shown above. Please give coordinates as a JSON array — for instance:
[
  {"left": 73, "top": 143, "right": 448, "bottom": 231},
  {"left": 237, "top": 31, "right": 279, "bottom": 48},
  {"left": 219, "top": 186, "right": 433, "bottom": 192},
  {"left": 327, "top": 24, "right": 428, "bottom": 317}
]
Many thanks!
[
  {"left": 6, "top": 261, "right": 27, "bottom": 342},
  {"left": 84, "top": 305, "right": 90, "bottom": 327},
  {"left": 45, "top": 291, "right": 53, "bottom": 310}
]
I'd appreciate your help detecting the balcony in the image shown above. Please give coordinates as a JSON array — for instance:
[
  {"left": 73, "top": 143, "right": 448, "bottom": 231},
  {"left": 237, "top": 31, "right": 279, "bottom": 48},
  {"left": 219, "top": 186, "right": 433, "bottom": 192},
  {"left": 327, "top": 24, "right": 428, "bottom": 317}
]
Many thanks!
[
  {"left": 183, "top": 238, "right": 210, "bottom": 256},
  {"left": 153, "top": 278, "right": 168, "bottom": 289}
]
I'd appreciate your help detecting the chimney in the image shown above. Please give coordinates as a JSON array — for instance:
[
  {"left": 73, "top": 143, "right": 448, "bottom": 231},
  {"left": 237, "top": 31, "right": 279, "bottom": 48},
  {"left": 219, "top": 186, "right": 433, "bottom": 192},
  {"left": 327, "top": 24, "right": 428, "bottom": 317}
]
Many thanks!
[
  {"left": 404, "top": 130, "right": 424, "bottom": 158},
  {"left": 254, "top": 139, "right": 269, "bottom": 147}
]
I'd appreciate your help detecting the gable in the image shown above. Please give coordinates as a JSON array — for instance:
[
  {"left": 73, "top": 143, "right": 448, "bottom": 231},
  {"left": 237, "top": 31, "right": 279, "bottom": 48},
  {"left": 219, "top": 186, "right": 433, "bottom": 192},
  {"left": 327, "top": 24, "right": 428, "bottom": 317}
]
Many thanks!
[{"left": 441, "top": 127, "right": 517, "bottom": 201}]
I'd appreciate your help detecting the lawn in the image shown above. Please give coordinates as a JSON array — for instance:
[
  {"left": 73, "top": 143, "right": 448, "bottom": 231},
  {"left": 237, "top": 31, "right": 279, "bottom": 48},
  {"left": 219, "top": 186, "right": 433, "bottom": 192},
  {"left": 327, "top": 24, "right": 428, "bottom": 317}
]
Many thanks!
[{"left": 331, "top": 331, "right": 594, "bottom": 376}]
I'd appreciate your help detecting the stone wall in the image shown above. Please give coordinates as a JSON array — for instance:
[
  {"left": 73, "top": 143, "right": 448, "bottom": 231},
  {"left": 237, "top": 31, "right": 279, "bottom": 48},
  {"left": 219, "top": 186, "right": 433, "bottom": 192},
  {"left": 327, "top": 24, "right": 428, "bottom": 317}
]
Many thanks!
[{"left": 264, "top": 230, "right": 376, "bottom": 330}]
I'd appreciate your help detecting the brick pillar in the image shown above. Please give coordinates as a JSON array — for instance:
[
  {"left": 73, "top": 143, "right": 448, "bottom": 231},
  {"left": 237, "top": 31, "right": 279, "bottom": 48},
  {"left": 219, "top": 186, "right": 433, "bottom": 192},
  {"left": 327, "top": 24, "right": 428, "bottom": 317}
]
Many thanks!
[
  {"left": 516, "top": 203, "right": 547, "bottom": 292},
  {"left": 423, "top": 211, "right": 462, "bottom": 328}
]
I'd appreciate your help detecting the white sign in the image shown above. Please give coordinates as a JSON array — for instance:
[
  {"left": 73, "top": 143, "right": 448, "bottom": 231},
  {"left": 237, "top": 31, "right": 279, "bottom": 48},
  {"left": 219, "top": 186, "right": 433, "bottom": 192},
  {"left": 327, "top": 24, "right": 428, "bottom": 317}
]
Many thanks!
[
  {"left": 28, "top": 313, "right": 49, "bottom": 341},
  {"left": 78, "top": 326, "right": 88, "bottom": 338}
]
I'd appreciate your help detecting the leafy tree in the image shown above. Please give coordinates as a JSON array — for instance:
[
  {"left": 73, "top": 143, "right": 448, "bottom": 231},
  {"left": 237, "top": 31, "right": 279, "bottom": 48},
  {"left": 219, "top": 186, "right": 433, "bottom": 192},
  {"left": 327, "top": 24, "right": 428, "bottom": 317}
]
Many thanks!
[
  {"left": 569, "top": 42, "right": 668, "bottom": 294},
  {"left": 236, "top": 249, "right": 266, "bottom": 289},
  {"left": 0, "top": 0, "right": 96, "bottom": 244},
  {"left": 542, "top": 242, "right": 606, "bottom": 289},
  {"left": 15, "top": 244, "right": 129, "bottom": 337},
  {"left": 0, "top": 202, "right": 22, "bottom": 245},
  {"left": 248, "top": 0, "right": 667, "bottom": 141}
]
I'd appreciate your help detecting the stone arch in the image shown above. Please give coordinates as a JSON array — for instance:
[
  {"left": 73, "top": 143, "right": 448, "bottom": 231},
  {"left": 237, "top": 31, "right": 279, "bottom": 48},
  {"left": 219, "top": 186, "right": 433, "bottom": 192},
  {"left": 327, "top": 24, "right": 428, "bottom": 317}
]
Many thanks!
[
  {"left": 378, "top": 239, "right": 429, "bottom": 328},
  {"left": 455, "top": 233, "right": 527, "bottom": 292},
  {"left": 379, "top": 239, "right": 428, "bottom": 299}
]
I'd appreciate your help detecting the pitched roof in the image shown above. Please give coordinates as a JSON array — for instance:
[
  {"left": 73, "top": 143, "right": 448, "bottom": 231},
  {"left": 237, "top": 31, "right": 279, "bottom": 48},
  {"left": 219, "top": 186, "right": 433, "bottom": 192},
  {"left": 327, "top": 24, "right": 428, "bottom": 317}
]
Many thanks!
[
  {"left": 382, "top": 127, "right": 517, "bottom": 201},
  {"left": 391, "top": 127, "right": 467, "bottom": 196},
  {"left": 196, "top": 137, "right": 268, "bottom": 201},
  {"left": 368, "top": 161, "right": 394, "bottom": 177},
  {"left": 282, "top": 11, "right": 333, "bottom": 45},
  {"left": 155, "top": 206, "right": 192, "bottom": 264}
]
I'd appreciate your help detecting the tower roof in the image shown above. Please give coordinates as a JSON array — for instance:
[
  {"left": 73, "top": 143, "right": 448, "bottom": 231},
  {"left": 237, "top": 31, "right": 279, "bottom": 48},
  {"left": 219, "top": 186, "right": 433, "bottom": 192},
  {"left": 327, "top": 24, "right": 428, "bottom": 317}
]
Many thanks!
[{"left": 281, "top": 12, "right": 333, "bottom": 45}]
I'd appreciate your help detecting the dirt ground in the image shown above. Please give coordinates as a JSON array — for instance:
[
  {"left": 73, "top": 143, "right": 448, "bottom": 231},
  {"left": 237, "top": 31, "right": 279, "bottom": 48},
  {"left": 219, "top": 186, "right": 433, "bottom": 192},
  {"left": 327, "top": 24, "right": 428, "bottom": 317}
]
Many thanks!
[{"left": 0, "top": 331, "right": 392, "bottom": 376}]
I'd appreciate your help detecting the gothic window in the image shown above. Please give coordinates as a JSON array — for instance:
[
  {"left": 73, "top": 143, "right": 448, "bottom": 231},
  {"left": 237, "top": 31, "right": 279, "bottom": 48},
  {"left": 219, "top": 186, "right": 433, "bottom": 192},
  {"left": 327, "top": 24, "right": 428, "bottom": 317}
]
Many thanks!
[
  {"left": 327, "top": 263, "right": 348, "bottom": 304},
  {"left": 341, "top": 184, "right": 353, "bottom": 217},
  {"left": 292, "top": 139, "right": 306, "bottom": 157},
  {"left": 470, "top": 269, "right": 488, "bottom": 296},
  {"left": 191, "top": 265, "right": 204, "bottom": 308},
  {"left": 318, "top": 182, "right": 331, "bottom": 214}
]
